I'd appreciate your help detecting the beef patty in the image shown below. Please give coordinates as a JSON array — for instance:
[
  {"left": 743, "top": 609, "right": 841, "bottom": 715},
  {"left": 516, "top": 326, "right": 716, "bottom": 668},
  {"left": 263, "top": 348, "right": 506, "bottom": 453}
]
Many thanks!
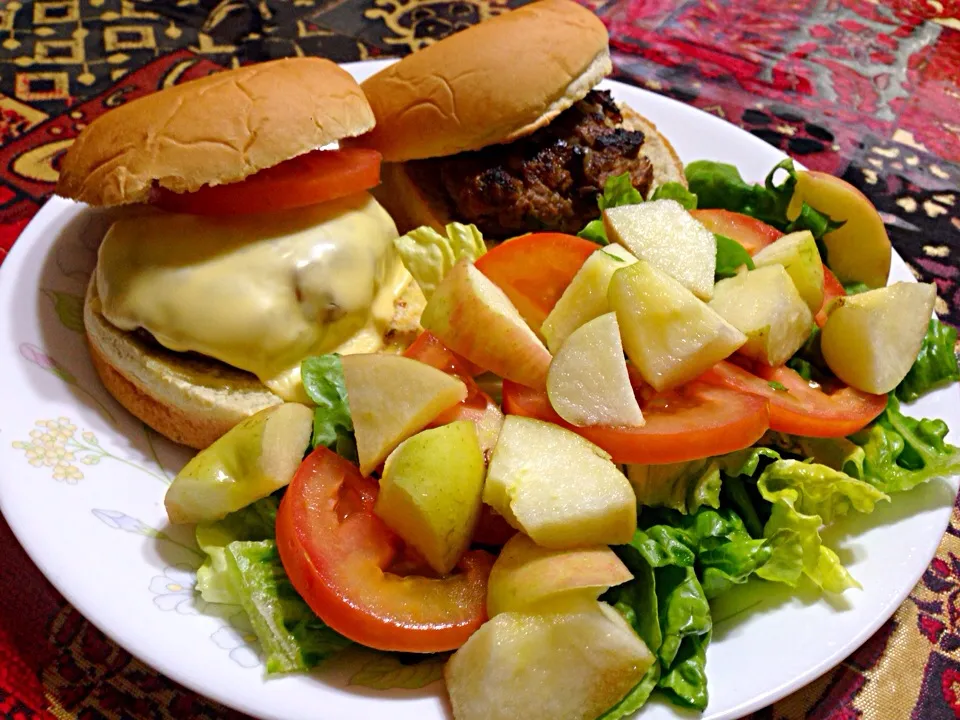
[{"left": 424, "top": 90, "right": 653, "bottom": 238}]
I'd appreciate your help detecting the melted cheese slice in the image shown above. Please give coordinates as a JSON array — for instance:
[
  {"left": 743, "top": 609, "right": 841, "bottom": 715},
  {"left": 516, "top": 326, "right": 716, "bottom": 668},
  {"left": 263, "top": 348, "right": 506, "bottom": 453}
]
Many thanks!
[{"left": 97, "top": 193, "right": 408, "bottom": 401}]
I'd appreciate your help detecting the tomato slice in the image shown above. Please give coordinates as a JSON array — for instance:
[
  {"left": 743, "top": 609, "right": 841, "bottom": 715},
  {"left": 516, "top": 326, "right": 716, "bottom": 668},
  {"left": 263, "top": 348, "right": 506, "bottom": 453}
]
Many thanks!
[
  {"left": 474, "top": 233, "right": 598, "bottom": 330},
  {"left": 502, "top": 380, "right": 769, "bottom": 464},
  {"left": 816, "top": 266, "right": 845, "bottom": 327},
  {"left": 699, "top": 361, "right": 886, "bottom": 437},
  {"left": 276, "top": 447, "right": 493, "bottom": 652},
  {"left": 472, "top": 505, "right": 517, "bottom": 546},
  {"left": 403, "top": 331, "right": 484, "bottom": 385},
  {"left": 690, "top": 209, "right": 782, "bottom": 254},
  {"left": 152, "top": 148, "right": 382, "bottom": 216}
]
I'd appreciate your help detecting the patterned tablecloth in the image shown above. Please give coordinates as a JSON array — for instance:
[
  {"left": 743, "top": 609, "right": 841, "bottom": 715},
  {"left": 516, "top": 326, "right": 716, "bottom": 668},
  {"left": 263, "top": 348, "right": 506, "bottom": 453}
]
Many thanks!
[{"left": 0, "top": 1, "right": 958, "bottom": 718}]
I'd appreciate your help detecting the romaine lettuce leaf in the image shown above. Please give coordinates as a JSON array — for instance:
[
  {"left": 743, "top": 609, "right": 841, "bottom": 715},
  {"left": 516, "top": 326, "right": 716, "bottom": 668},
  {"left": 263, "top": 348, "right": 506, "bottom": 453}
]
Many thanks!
[
  {"left": 599, "top": 663, "right": 661, "bottom": 720},
  {"left": 300, "top": 354, "right": 356, "bottom": 460},
  {"left": 394, "top": 222, "right": 486, "bottom": 299},
  {"left": 578, "top": 172, "right": 644, "bottom": 244},
  {"left": 896, "top": 319, "right": 959, "bottom": 402},
  {"left": 649, "top": 182, "right": 698, "bottom": 210},
  {"left": 628, "top": 458, "right": 722, "bottom": 515},
  {"left": 196, "top": 496, "right": 279, "bottom": 604},
  {"left": 225, "top": 540, "right": 352, "bottom": 674},
  {"left": 629, "top": 526, "right": 696, "bottom": 569},
  {"left": 851, "top": 395, "right": 960, "bottom": 493},
  {"left": 656, "top": 565, "right": 712, "bottom": 667},
  {"left": 685, "top": 158, "right": 842, "bottom": 242},
  {"left": 657, "top": 630, "right": 710, "bottom": 710},
  {"left": 714, "top": 234, "right": 754, "bottom": 279}
]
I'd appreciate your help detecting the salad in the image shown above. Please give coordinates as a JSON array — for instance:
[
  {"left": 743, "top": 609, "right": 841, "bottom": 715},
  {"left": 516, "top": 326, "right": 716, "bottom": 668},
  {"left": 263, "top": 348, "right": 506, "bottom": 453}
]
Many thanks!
[{"left": 163, "top": 158, "right": 960, "bottom": 720}]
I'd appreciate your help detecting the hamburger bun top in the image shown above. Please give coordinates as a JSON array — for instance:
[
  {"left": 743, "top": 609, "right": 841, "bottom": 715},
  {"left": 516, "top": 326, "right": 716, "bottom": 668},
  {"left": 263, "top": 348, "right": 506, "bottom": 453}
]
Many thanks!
[
  {"left": 351, "top": 0, "right": 611, "bottom": 163},
  {"left": 57, "top": 58, "right": 375, "bottom": 207}
]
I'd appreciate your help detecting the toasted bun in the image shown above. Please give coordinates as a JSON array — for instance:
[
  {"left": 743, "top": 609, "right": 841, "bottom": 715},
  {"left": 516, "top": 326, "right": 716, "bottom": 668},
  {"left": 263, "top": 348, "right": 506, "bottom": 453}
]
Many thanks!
[
  {"left": 85, "top": 275, "right": 427, "bottom": 449},
  {"left": 350, "top": 0, "right": 611, "bottom": 162},
  {"left": 374, "top": 103, "right": 687, "bottom": 236},
  {"left": 57, "top": 58, "right": 375, "bottom": 207}
]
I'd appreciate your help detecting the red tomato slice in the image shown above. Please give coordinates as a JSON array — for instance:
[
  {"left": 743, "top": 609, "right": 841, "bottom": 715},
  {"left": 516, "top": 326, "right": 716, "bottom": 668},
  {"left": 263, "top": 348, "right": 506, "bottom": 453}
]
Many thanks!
[
  {"left": 690, "top": 209, "right": 782, "bottom": 254},
  {"left": 152, "top": 148, "right": 382, "bottom": 216},
  {"left": 502, "top": 380, "right": 769, "bottom": 464},
  {"left": 816, "top": 266, "right": 846, "bottom": 328},
  {"left": 474, "top": 233, "right": 598, "bottom": 330},
  {"left": 403, "top": 331, "right": 484, "bottom": 385},
  {"left": 699, "top": 361, "right": 886, "bottom": 437},
  {"left": 276, "top": 447, "right": 493, "bottom": 653}
]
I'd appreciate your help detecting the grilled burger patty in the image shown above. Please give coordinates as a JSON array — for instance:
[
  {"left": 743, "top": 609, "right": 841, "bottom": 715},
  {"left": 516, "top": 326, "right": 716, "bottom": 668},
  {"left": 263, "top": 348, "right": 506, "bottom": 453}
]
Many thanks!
[{"left": 422, "top": 90, "right": 653, "bottom": 237}]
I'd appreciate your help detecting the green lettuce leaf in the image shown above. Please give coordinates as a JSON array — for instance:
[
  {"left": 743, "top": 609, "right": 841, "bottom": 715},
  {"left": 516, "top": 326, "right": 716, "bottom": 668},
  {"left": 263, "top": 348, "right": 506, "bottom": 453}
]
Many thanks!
[
  {"left": 755, "top": 459, "right": 888, "bottom": 592},
  {"left": 225, "top": 540, "right": 352, "bottom": 673},
  {"left": 577, "top": 172, "right": 644, "bottom": 244},
  {"left": 196, "top": 496, "right": 279, "bottom": 604},
  {"left": 685, "top": 159, "right": 842, "bottom": 242},
  {"left": 629, "top": 526, "right": 697, "bottom": 569},
  {"left": 715, "top": 234, "right": 755, "bottom": 280},
  {"left": 650, "top": 182, "right": 698, "bottom": 209},
  {"left": 851, "top": 395, "right": 960, "bottom": 493},
  {"left": 896, "top": 319, "right": 959, "bottom": 402},
  {"left": 394, "top": 222, "right": 486, "bottom": 299},
  {"left": 656, "top": 565, "right": 711, "bottom": 667},
  {"left": 628, "top": 458, "right": 722, "bottom": 515},
  {"left": 657, "top": 631, "right": 710, "bottom": 710},
  {"left": 843, "top": 282, "right": 871, "bottom": 295},
  {"left": 762, "top": 431, "right": 866, "bottom": 478},
  {"left": 300, "top": 355, "right": 356, "bottom": 460}
]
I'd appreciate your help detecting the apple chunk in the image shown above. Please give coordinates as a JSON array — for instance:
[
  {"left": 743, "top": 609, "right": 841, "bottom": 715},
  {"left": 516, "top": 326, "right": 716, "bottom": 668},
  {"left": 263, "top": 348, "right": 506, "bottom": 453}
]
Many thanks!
[
  {"left": 788, "top": 170, "right": 892, "bottom": 288},
  {"left": 445, "top": 601, "right": 654, "bottom": 720},
  {"left": 609, "top": 260, "right": 746, "bottom": 391},
  {"left": 547, "top": 312, "right": 643, "bottom": 427},
  {"left": 341, "top": 353, "right": 467, "bottom": 475},
  {"left": 709, "top": 265, "right": 814, "bottom": 367},
  {"left": 484, "top": 416, "right": 636, "bottom": 548},
  {"left": 487, "top": 533, "right": 633, "bottom": 616},
  {"left": 541, "top": 245, "right": 637, "bottom": 353},
  {"left": 375, "top": 420, "right": 485, "bottom": 575},
  {"left": 421, "top": 260, "right": 552, "bottom": 389},
  {"left": 165, "top": 403, "right": 312, "bottom": 524},
  {"left": 821, "top": 282, "right": 936, "bottom": 394},
  {"left": 752, "top": 230, "right": 825, "bottom": 313},
  {"left": 604, "top": 199, "right": 716, "bottom": 299}
]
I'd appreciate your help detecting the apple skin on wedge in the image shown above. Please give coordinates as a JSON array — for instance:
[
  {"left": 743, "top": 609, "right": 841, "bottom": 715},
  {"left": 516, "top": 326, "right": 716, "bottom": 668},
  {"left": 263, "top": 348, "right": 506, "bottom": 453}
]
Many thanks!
[
  {"left": 487, "top": 533, "right": 633, "bottom": 616},
  {"left": 445, "top": 600, "right": 654, "bottom": 720},
  {"left": 341, "top": 353, "right": 467, "bottom": 475},
  {"left": 165, "top": 402, "right": 312, "bottom": 524},
  {"left": 821, "top": 281, "right": 937, "bottom": 394},
  {"left": 547, "top": 311, "right": 644, "bottom": 427},
  {"left": 483, "top": 416, "right": 637, "bottom": 549},
  {"left": 420, "top": 260, "right": 552, "bottom": 390}
]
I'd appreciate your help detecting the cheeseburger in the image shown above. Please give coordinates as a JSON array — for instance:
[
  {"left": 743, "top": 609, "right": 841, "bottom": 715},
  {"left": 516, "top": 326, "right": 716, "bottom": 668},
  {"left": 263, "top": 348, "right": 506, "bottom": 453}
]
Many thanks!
[
  {"left": 56, "top": 58, "right": 423, "bottom": 449},
  {"left": 347, "top": 0, "right": 685, "bottom": 238}
]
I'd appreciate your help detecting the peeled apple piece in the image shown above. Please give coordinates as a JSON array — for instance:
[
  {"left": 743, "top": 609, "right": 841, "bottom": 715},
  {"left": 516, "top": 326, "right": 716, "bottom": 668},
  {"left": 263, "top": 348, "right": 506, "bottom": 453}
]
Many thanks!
[
  {"left": 445, "top": 600, "right": 654, "bottom": 720},
  {"left": 546, "top": 312, "right": 644, "bottom": 428},
  {"left": 165, "top": 403, "right": 313, "bottom": 524},
  {"left": 709, "top": 264, "right": 814, "bottom": 367},
  {"left": 821, "top": 282, "right": 937, "bottom": 394},
  {"left": 603, "top": 199, "right": 717, "bottom": 300},
  {"left": 751, "top": 230, "right": 825, "bottom": 313},
  {"left": 609, "top": 260, "right": 746, "bottom": 391},
  {"left": 541, "top": 244, "right": 638, "bottom": 354}
]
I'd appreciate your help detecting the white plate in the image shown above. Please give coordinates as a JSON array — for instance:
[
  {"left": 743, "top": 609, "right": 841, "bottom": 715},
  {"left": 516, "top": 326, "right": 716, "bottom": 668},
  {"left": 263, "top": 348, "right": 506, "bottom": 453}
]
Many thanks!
[{"left": 0, "top": 59, "right": 957, "bottom": 720}]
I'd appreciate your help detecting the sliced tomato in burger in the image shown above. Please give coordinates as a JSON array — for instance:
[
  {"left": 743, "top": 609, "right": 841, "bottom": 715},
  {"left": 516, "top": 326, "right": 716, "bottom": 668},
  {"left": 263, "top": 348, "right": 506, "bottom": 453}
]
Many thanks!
[
  {"left": 689, "top": 209, "right": 782, "bottom": 254},
  {"left": 502, "top": 379, "right": 769, "bottom": 464},
  {"left": 152, "top": 148, "right": 382, "bottom": 216},
  {"left": 276, "top": 447, "right": 493, "bottom": 653},
  {"left": 474, "top": 232, "right": 598, "bottom": 330},
  {"left": 699, "top": 360, "right": 886, "bottom": 437}
]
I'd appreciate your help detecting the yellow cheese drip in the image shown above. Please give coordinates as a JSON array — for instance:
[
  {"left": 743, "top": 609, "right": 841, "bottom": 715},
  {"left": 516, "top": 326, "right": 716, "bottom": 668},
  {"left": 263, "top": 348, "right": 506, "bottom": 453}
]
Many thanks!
[{"left": 97, "top": 192, "right": 406, "bottom": 400}]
